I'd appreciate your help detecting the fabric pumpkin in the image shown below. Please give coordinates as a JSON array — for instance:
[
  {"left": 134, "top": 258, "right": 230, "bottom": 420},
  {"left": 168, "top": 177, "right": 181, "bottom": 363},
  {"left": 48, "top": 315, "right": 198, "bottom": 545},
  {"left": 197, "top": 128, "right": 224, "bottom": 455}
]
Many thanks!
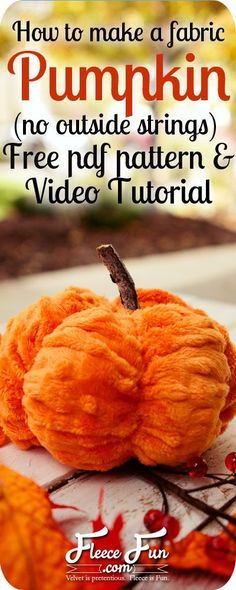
[{"left": 0, "top": 246, "right": 235, "bottom": 471}]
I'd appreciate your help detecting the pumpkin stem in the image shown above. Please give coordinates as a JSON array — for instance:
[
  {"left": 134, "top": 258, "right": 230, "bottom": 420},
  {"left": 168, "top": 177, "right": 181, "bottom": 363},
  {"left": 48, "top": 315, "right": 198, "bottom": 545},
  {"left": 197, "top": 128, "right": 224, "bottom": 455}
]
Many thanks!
[{"left": 97, "top": 244, "right": 139, "bottom": 310}]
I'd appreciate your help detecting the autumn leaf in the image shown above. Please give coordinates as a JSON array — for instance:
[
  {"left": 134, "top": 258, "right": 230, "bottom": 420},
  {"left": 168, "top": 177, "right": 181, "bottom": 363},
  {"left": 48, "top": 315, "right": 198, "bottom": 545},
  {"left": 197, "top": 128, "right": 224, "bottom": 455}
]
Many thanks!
[
  {"left": 0, "top": 467, "right": 127, "bottom": 590},
  {"left": 65, "top": 488, "right": 126, "bottom": 590},
  {"left": 140, "top": 525, "right": 236, "bottom": 579},
  {"left": 0, "top": 464, "right": 81, "bottom": 590},
  {"left": 87, "top": 489, "right": 125, "bottom": 589}
]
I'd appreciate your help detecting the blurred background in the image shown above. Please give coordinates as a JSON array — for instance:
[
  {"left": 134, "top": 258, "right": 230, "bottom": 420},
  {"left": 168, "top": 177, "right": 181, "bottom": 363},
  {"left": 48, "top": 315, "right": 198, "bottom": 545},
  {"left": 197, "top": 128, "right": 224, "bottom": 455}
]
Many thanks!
[{"left": 0, "top": 0, "right": 235, "bottom": 285}]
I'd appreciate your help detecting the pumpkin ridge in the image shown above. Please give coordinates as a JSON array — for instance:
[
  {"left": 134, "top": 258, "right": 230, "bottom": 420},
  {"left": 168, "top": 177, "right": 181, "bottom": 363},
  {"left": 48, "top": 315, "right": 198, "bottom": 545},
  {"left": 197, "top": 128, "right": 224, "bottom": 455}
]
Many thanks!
[
  {"left": 23, "top": 307, "right": 142, "bottom": 469},
  {"left": 0, "top": 288, "right": 108, "bottom": 448},
  {"left": 130, "top": 303, "right": 234, "bottom": 467}
]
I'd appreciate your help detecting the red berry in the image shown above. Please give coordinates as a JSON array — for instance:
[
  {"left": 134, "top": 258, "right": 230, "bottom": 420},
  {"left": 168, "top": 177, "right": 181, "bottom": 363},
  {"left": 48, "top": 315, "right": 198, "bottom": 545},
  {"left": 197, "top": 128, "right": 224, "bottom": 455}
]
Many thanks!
[
  {"left": 225, "top": 452, "right": 236, "bottom": 474},
  {"left": 186, "top": 456, "right": 208, "bottom": 477},
  {"left": 162, "top": 515, "right": 180, "bottom": 540},
  {"left": 206, "top": 536, "right": 229, "bottom": 560},
  {"left": 144, "top": 509, "right": 164, "bottom": 532}
]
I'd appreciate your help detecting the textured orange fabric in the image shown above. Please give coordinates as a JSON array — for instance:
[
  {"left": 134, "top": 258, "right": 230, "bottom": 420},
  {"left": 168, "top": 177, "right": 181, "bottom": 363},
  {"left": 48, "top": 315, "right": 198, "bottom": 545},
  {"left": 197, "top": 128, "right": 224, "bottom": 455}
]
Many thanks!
[
  {"left": 0, "top": 288, "right": 236, "bottom": 470},
  {"left": 0, "top": 288, "right": 107, "bottom": 448}
]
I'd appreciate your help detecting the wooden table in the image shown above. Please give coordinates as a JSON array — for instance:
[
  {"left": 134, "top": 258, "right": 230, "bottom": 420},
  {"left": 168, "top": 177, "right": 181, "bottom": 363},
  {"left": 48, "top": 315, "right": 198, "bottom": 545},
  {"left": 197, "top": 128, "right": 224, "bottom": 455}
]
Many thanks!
[{"left": 0, "top": 293, "right": 236, "bottom": 590}]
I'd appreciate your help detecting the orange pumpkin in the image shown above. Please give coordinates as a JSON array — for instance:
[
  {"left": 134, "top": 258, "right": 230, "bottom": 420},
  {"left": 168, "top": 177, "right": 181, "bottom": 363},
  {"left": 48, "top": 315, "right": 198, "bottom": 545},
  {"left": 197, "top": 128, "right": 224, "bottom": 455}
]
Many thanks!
[{"left": 0, "top": 245, "right": 235, "bottom": 471}]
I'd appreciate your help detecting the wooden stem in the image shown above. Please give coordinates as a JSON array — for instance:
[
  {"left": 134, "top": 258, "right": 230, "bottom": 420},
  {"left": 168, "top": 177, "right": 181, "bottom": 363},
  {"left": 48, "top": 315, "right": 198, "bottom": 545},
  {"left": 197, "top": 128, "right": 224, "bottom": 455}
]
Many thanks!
[{"left": 97, "top": 244, "right": 139, "bottom": 311}]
